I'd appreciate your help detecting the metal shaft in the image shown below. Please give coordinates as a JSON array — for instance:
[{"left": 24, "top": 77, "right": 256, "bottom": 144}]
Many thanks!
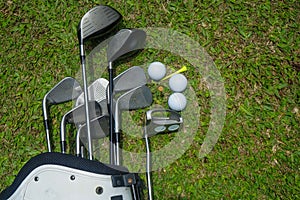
[
  {"left": 145, "top": 134, "right": 153, "bottom": 200},
  {"left": 44, "top": 120, "right": 52, "bottom": 152},
  {"left": 108, "top": 62, "right": 115, "bottom": 164},
  {"left": 42, "top": 98, "right": 52, "bottom": 152},
  {"left": 80, "top": 42, "right": 93, "bottom": 160}
]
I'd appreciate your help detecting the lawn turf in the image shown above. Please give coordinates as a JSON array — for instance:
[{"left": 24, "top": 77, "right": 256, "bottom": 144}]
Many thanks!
[{"left": 0, "top": 0, "right": 299, "bottom": 199}]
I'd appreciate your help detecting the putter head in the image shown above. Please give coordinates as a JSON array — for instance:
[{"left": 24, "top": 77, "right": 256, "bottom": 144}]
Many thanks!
[
  {"left": 76, "top": 78, "right": 109, "bottom": 106},
  {"left": 114, "top": 66, "right": 147, "bottom": 93},
  {"left": 78, "top": 5, "right": 122, "bottom": 43},
  {"left": 107, "top": 29, "right": 146, "bottom": 63},
  {"left": 145, "top": 109, "right": 183, "bottom": 137},
  {"left": 44, "top": 77, "right": 82, "bottom": 106}
]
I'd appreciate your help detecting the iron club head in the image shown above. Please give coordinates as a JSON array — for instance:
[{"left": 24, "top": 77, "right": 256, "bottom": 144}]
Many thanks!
[
  {"left": 42, "top": 77, "right": 82, "bottom": 152},
  {"left": 60, "top": 100, "right": 102, "bottom": 153},
  {"left": 107, "top": 29, "right": 146, "bottom": 64}
]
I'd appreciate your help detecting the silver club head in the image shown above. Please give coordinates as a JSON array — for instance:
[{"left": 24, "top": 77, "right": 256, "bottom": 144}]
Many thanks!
[
  {"left": 60, "top": 101, "right": 102, "bottom": 153},
  {"left": 113, "top": 66, "right": 147, "bottom": 93},
  {"left": 107, "top": 29, "right": 146, "bottom": 64},
  {"left": 76, "top": 115, "right": 110, "bottom": 157},
  {"left": 42, "top": 77, "right": 82, "bottom": 152},
  {"left": 76, "top": 78, "right": 109, "bottom": 106}
]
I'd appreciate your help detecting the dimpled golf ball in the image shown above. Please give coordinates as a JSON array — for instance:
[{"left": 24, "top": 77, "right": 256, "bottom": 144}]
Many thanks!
[
  {"left": 168, "top": 93, "right": 187, "bottom": 111},
  {"left": 169, "top": 74, "right": 187, "bottom": 92},
  {"left": 147, "top": 61, "right": 166, "bottom": 81}
]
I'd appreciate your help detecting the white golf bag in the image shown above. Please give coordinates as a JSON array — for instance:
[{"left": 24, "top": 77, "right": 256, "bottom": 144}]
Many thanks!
[{"left": 0, "top": 152, "right": 143, "bottom": 200}]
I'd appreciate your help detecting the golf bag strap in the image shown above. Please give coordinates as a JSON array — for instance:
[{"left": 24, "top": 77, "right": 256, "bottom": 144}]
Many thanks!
[{"left": 0, "top": 152, "right": 129, "bottom": 199}]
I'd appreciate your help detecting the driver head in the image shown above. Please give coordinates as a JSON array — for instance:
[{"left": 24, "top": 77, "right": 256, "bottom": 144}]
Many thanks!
[{"left": 78, "top": 5, "right": 122, "bottom": 44}]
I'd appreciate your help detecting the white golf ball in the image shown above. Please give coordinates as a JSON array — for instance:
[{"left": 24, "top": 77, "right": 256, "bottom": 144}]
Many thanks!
[
  {"left": 169, "top": 74, "right": 187, "bottom": 92},
  {"left": 168, "top": 93, "right": 187, "bottom": 111},
  {"left": 147, "top": 61, "right": 166, "bottom": 81}
]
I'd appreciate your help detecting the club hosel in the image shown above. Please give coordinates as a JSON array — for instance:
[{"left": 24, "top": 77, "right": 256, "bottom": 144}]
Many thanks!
[
  {"left": 108, "top": 62, "right": 111, "bottom": 70},
  {"left": 80, "top": 44, "right": 85, "bottom": 63},
  {"left": 115, "top": 130, "right": 121, "bottom": 143},
  {"left": 60, "top": 114, "right": 68, "bottom": 154}
]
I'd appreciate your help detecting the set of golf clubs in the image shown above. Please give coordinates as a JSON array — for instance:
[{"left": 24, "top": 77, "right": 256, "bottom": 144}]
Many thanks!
[{"left": 41, "top": 5, "right": 184, "bottom": 200}]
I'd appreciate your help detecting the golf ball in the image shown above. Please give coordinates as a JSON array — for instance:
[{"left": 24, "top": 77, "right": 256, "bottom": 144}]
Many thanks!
[
  {"left": 168, "top": 93, "right": 187, "bottom": 111},
  {"left": 169, "top": 74, "right": 187, "bottom": 92},
  {"left": 147, "top": 61, "right": 166, "bottom": 81}
]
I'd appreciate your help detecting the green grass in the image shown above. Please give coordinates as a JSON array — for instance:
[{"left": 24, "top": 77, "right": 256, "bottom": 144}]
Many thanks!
[{"left": 0, "top": 0, "right": 299, "bottom": 199}]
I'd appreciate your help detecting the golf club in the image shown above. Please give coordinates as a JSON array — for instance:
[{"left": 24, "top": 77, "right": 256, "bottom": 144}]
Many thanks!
[
  {"left": 113, "top": 66, "right": 147, "bottom": 94},
  {"left": 107, "top": 28, "right": 146, "bottom": 164},
  {"left": 76, "top": 67, "right": 147, "bottom": 159},
  {"left": 144, "top": 109, "right": 183, "bottom": 200},
  {"left": 114, "top": 85, "right": 153, "bottom": 165},
  {"left": 78, "top": 5, "right": 122, "bottom": 160},
  {"left": 60, "top": 101, "right": 102, "bottom": 154},
  {"left": 42, "top": 77, "right": 82, "bottom": 152},
  {"left": 76, "top": 115, "right": 109, "bottom": 157},
  {"left": 76, "top": 78, "right": 109, "bottom": 106}
]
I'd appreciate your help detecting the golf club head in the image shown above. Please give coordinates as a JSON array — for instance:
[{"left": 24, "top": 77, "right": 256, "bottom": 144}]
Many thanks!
[
  {"left": 76, "top": 78, "right": 109, "bottom": 106},
  {"left": 107, "top": 29, "right": 146, "bottom": 63},
  {"left": 114, "top": 66, "right": 147, "bottom": 93},
  {"left": 66, "top": 101, "right": 102, "bottom": 125},
  {"left": 78, "top": 5, "right": 122, "bottom": 43},
  {"left": 76, "top": 115, "right": 110, "bottom": 157},
  {"left": 42, "top": 77, "right": 82, "bottom": 152},
  {"left": 118, "top": 85, "right": 153, "bottom": 111},
  {"left": 60, "top": 100, "right": 102, "bottom": 153},
  {"left": 44, "top": 77, "right": 82, "bottom": 107},
  {"left": 145, "top": 109, "right": 183, "bottom": 137},
  {"left": 114, "top": 85, "right": 153, "bottom": 132},
  {"left": 79, "top": 115, "right": 110, "bottom": 139}
]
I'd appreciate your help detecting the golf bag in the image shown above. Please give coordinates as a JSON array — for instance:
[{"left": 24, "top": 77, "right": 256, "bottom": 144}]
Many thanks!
[{"left": 0, "top": 152, "right": 143, "bottom": 200}]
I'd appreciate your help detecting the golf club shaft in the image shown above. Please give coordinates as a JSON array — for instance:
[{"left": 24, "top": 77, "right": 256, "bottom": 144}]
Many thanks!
[
  {"left": 80, "top": 43, "right": 93, "bottom": 160},
  {"left": 44, "top": 119, "right": 52, "bottom": 152},
  {"left": 42, "top": 98, "right": 52, "bottom": 152},
  {"left": 115, "top": 131, "right": 120, "bottom": 165},
  {"left": 145, "top": 135, "right": 153, "bottom": 200},
  {"left": 60, "top": 114, "right": 67, "bottom": 153},
  {"left": 108, "top": 63, "right": 115, "bottom": 164}
]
